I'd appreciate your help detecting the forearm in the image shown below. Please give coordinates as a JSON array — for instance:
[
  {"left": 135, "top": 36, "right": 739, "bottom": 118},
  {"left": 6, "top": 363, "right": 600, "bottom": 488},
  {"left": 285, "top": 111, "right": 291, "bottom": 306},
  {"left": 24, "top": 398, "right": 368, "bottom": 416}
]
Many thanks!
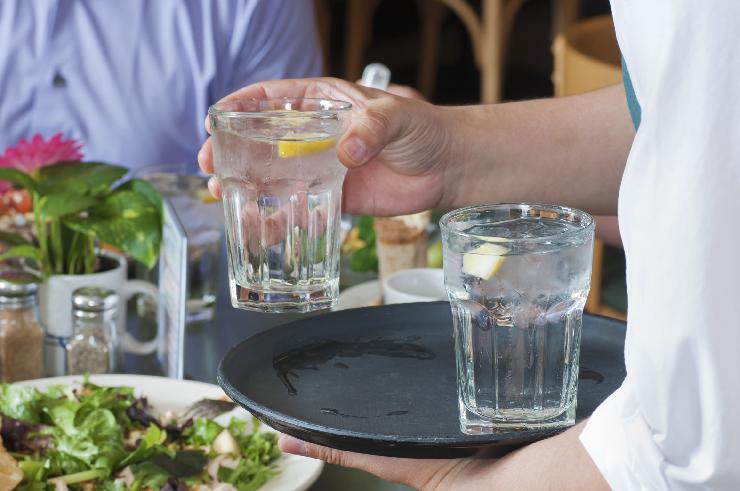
[
  {"left": 442, "top": 85, "right": 634, "bottom": 215},
  {"left": 482, "top": 421, "right": 609, "bottom": 490}
]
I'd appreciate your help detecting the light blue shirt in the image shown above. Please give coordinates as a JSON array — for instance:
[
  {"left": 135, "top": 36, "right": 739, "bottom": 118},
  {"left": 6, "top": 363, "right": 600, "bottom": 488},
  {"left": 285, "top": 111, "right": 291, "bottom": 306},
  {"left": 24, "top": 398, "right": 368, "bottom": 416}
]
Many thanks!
[{"left": 0, "top": 0, "right": 322, "bottom": 171}]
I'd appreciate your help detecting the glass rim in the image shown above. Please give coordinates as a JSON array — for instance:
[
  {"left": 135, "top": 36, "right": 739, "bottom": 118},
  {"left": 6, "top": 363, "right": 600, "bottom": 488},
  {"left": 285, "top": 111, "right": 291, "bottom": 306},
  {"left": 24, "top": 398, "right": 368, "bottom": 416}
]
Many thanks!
[
  {"left": 208, "top": 97, "right": 352, "bottom": 119},
  {"left": 439, "top": 203, "right": 595, "bottom": 244}
]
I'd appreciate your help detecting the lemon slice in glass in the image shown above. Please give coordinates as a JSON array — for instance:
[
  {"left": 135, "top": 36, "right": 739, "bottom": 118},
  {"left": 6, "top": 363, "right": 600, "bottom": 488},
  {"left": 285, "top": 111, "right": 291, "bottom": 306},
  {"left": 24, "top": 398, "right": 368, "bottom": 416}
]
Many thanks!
[
  {"left": 462, "top": 243, "right": 508, "bottom": 280},
  {"left": 278, "top": 133, "right": 336, "bottom": 158},
  {"left": 196, "top": 188, "right": 220, "bottom": 204}
]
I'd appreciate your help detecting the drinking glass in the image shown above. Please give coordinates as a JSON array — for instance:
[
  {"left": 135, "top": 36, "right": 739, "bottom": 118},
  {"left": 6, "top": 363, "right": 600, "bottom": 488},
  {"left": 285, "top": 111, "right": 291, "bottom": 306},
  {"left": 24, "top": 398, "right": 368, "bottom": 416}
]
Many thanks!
[
  {"left": 209, "top": 98, "right": 351, "bottom": 313},
  {"left": 135, "top": 163, "right": 223, "bottom": 322},
  {"left": 440, "top": 204, "right": 594, "bottom": 433}
]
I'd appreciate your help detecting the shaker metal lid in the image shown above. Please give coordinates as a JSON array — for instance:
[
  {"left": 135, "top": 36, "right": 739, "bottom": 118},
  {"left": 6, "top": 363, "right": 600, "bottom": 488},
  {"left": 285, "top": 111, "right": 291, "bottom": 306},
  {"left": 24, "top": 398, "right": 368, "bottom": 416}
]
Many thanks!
[
  {"left": 0, "top": 270, "right": 40, "bottom": 296},
  {"left": 72, "top": 287, "right": 119, "bottom": 312}
]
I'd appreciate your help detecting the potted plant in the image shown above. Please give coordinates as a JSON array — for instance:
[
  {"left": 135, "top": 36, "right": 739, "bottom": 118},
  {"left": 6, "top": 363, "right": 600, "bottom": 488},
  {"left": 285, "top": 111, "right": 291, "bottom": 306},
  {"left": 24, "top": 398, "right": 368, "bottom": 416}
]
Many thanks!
[{"left": 0, "top": 134, "right": 163, "bottom": 374}]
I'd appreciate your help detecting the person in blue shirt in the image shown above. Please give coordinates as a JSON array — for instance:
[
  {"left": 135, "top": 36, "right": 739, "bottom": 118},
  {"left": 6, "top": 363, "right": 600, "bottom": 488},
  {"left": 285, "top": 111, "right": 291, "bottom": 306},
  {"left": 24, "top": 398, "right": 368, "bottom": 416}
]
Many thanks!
[{"left": 0, "top": 0, "right": 322, "bottom": 171}]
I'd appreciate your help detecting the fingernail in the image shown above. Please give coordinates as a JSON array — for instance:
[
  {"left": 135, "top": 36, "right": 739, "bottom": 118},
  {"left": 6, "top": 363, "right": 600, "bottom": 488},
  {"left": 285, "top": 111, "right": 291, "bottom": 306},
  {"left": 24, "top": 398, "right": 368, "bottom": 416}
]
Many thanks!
[
  {"left": 342, "top": 137, "right": 367, "bottom": 164},
  {"left": 279, "top": 434, "right": 307, "bottom": 455},
  {"left": 207, "top": 177, "right": 218, "bottom": 196},
  {"left": 197, "top": 148, "right": 206, "bottom": 163}
]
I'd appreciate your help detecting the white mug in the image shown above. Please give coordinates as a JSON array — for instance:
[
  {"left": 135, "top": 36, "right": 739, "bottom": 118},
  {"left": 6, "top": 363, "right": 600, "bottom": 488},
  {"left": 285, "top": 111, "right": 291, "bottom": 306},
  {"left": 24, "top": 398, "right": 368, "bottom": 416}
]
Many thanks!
[
  {"left": 382, "top": 268, "right": 447, "bottom": 305},
  {"left": 39, "top": 251, "right": 159, "bottom": 375}
]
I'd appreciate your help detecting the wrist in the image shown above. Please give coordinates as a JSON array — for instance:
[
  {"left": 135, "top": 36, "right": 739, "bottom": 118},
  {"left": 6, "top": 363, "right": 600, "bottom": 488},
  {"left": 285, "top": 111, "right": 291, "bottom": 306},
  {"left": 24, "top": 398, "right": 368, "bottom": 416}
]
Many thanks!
[
  {"left": 434, "top": 106, "right": 469, "bottom": 209},
  {"left": 436, "top": 105, "right": 483, "bottom": 209}
]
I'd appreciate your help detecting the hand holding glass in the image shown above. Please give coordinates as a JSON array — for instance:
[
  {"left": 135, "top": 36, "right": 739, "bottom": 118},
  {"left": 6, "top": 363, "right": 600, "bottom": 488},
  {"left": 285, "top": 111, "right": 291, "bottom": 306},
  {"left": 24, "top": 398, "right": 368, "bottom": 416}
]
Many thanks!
[{"left": 209, "top": 98, "right": 351, "bottom": 313}]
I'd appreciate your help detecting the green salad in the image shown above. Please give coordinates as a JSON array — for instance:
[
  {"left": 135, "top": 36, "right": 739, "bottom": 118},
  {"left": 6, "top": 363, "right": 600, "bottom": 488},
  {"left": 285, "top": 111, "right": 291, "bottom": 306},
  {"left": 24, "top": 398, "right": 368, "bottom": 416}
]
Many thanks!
[{"left": 0, "top": 380, "right": 280, "bottom": 490}]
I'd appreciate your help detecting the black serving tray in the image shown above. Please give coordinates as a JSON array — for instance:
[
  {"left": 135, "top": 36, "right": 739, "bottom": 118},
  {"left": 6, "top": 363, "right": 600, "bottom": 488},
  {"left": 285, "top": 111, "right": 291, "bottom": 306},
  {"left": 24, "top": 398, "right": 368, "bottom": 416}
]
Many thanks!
[{"left": 218, "top": 302, "right": 625, "bottom": 458}]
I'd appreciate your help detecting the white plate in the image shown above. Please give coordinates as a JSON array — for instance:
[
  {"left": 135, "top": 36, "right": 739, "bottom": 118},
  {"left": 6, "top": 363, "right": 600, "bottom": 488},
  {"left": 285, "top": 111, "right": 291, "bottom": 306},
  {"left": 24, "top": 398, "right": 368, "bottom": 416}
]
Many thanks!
[
  {"left": 333, "top": 280, "right": 381, "bottom": 311},
  {"left": 19, "top": 374, "right": 323, "bottom": 491}
]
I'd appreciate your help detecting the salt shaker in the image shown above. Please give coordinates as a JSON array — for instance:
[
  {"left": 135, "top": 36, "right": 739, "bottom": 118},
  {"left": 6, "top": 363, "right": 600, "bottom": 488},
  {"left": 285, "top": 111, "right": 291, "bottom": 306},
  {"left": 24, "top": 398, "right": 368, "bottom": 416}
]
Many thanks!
[
  {"left": 0, "top": 271, "right": 44, "bottom": 382},
  {"left": 65, "top": 288, "right": 118, "bottom": 375}
]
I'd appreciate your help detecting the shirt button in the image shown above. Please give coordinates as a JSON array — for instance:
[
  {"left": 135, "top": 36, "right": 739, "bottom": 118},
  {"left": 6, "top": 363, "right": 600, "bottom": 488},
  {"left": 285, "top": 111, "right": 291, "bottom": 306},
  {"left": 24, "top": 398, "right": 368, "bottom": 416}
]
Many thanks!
[{"left": 52, "top": 72, "right": 66, "bottom": 87}]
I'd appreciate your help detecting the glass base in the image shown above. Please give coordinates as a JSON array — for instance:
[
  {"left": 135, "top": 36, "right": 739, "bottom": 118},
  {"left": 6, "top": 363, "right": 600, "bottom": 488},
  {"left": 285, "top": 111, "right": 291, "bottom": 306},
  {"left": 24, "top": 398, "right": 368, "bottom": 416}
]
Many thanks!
[
  {"left": 458, "top": 399, "right": 576, "bottom": 434},
  {"left": 229, "top": 279, "right": 338, "bottom": 313}
]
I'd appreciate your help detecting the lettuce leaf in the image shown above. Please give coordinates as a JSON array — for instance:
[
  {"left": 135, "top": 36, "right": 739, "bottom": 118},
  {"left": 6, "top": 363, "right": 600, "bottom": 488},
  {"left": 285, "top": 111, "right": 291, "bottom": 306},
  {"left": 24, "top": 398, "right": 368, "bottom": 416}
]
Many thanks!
[
  {"left": 0, "top": 385, "right": 44, "bottom": 422},
  {"left": 183, "top": 418, "right": 223, "bottom": 446}
]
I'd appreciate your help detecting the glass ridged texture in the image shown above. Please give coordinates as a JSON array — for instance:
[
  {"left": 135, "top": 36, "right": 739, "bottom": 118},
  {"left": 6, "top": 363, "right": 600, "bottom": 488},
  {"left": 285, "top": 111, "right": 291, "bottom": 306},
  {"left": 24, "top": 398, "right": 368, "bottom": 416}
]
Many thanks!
[
  {"left": 440, "top": 204, "right": 594, "bottom": 433},
  {"left": 209, "top": 98, "right": 351, "bottom": 313}
]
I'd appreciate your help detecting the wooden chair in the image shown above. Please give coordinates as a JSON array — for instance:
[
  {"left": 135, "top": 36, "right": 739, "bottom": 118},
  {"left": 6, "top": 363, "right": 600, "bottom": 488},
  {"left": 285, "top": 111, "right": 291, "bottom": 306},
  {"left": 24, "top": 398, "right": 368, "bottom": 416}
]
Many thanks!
[
  {"left": 551, "top": 15, "right": 626, "bottom": 320},
  {"left": 315, "top": 0, "right": 582, "bottom": 102}
]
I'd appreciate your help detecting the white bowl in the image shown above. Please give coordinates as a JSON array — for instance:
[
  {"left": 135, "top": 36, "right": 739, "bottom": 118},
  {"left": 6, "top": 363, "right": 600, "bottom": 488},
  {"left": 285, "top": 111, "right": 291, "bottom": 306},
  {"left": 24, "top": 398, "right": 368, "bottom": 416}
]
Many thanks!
[{"left": 382, "top": 268, "right": 447, "bottom": 304}]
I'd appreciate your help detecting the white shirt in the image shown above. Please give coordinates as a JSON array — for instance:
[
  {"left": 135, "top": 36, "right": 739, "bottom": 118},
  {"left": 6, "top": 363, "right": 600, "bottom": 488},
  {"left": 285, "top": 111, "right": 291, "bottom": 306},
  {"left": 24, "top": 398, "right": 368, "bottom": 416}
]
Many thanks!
[
  {"left": 580, "top": 1, "right": 740, "bottom": 489},
  {"left": 0, "top": 0, "right": 321, "bottom": 171}
]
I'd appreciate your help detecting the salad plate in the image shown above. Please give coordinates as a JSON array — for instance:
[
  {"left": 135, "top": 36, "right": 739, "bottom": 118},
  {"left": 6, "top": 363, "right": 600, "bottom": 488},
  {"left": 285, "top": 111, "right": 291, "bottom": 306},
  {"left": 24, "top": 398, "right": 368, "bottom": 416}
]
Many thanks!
[
  {"left": 13, "top": 374, "right": 323, "bottom": 491},
  {"left": 219, "top": 302, "right": 627, "bottom": 458}
]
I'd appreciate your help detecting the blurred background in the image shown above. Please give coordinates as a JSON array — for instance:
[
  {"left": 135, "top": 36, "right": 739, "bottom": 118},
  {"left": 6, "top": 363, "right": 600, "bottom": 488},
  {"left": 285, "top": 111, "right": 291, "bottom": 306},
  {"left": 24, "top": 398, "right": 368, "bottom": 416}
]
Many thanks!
[
  {"left": 317, "top": 0, "right": 611, "bottom": 102},
  {"left": 318, "top": 0, "right": 626, "bottom": 319}
]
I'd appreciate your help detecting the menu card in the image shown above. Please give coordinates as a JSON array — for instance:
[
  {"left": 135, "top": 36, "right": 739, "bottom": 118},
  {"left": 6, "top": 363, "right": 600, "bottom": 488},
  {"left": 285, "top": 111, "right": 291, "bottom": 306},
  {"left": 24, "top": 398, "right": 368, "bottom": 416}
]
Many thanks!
[{"left": 157, "top": 199, "right": 188, "bottom": 378}]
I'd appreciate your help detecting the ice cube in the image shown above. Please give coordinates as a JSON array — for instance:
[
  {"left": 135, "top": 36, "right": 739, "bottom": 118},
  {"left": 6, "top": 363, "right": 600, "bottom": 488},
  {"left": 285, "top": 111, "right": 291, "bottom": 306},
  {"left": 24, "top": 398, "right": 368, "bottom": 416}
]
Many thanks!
[{"left": 465, "top": 299, "right": 493, "bottom": 331}]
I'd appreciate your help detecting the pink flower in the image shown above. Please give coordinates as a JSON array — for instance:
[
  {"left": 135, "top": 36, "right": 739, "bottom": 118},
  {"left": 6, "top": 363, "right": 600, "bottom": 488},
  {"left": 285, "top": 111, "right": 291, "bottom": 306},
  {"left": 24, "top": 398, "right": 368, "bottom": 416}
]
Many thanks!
[{"left": 0, "top": 133, "right": 83, "bottom": 192}]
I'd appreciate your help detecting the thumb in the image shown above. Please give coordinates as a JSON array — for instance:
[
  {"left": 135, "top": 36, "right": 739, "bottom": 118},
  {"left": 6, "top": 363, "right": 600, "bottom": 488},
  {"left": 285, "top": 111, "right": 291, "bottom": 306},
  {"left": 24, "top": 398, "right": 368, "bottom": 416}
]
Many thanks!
[
  {"left": 337, "top": 99, "right": 402, "bottom": 168},
  {"left": 279, "top": 434, "right": 459, "bottom": 489}
]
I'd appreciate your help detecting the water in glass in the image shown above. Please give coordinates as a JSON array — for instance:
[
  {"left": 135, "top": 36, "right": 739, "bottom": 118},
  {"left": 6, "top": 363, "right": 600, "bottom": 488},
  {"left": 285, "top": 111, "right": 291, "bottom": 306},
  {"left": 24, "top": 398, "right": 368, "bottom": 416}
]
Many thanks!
[
  {"left": 210, "top": 99, "right": 350, "bottom": 313},
  {"left": 442, "top": 205, "right": 593, "bottom": 432}
]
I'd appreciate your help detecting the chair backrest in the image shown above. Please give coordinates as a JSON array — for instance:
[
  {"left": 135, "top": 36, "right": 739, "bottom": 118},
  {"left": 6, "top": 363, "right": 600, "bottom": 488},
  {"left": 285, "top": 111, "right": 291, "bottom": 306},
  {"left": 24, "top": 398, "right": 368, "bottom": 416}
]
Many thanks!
[{"left": 552, "top": 15, "right": 622, "bottom": 97}]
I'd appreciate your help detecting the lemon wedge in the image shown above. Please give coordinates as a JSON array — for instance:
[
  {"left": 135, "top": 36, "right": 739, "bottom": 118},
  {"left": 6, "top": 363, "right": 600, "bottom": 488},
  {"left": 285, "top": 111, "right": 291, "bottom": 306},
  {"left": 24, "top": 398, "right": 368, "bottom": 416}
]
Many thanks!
[
  {"left": 196, "top": 188, "right": 220, "bottom": 204},
  {"left": 462, "top": 243, "right": 508, "bottom": 280},
  {"left": 278, "top": 134, "right": 336, "bottom": 158}
]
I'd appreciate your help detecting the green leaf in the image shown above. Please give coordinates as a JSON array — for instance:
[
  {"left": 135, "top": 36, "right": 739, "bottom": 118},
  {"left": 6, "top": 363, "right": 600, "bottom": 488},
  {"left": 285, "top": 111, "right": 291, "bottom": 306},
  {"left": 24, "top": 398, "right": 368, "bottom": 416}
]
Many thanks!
[
  {"left": 228, "top": 417, "right": 247, "bottom": 437},
  {"left": 36, "top": 162, "right": 127, "bottom": 197},
  {"left": 117, "top": 178, "right": 163, "bottom": 210},
  {"left": 0, "top": 168, "right": 37, "bottom": 192},
  {"left": 240, "top": 430, "right": 280, "bottom": 464},
  {"left": 80, "top": 408, "right": 119, "bottom": 439},
  {"left": 37, "top": 193, "right": 99, "bottom": 218},
  {"left": 55, "top": 435, "right": 99, "bottom": 463},
  {"left": 0, "top": 244, "right": 42, "bottom": 264},
  {"left": 183, "top": 418, "right": 223, "bottom": 446},
  {"left": 0, "top": 231, "right": 32, "bottom": 247},
  {"left": 55, "top": 407, "right": 126, "bottom": 473},
  {"left": 98, "top": 481, "right": 127, "bottom": 491},
  {"left": 217, "top": 456, "right": 279, "bottom": 491},
  {"left": 41, "top": 448, "right": 88, "bottom": 476},
  {"left": 130, "top": 462, "right": 170, "bottom": 491},
  {"left": 66, "top": 189, "right": 162, "bottom": 268},
  {"left": 357, "top": 216, "right": 375, "bottom": 242},
  {"left": 119, "top": 425, "right": 167, "bottom": 467},
  {"left": 0, "top": 384, "right": 44, "bottom": 422},
  {"left": 350, "top": 216, "right": 378, "bottom": 272},
  {"left": 78, "top": 382, "right": 136, "bottom": 409},
  {"left": 47, "top": 402, "right": 80, "bottom": 436},
  {"left": 351, "top": 245, "right": 377, "bottom": 272},
  {"left": 18, "top": 459, "right": 45, "bottom": 482}
]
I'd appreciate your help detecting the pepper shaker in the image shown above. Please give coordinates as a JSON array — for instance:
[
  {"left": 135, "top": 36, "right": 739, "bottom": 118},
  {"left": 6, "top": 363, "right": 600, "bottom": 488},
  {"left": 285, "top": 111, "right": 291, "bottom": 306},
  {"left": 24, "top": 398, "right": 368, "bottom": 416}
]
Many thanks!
[
  {"left": 0, "top": 271, "right": 44, "bottom": 382},
  {"left": 65, "top": 288, "right": 119, "bottom": 375}
]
